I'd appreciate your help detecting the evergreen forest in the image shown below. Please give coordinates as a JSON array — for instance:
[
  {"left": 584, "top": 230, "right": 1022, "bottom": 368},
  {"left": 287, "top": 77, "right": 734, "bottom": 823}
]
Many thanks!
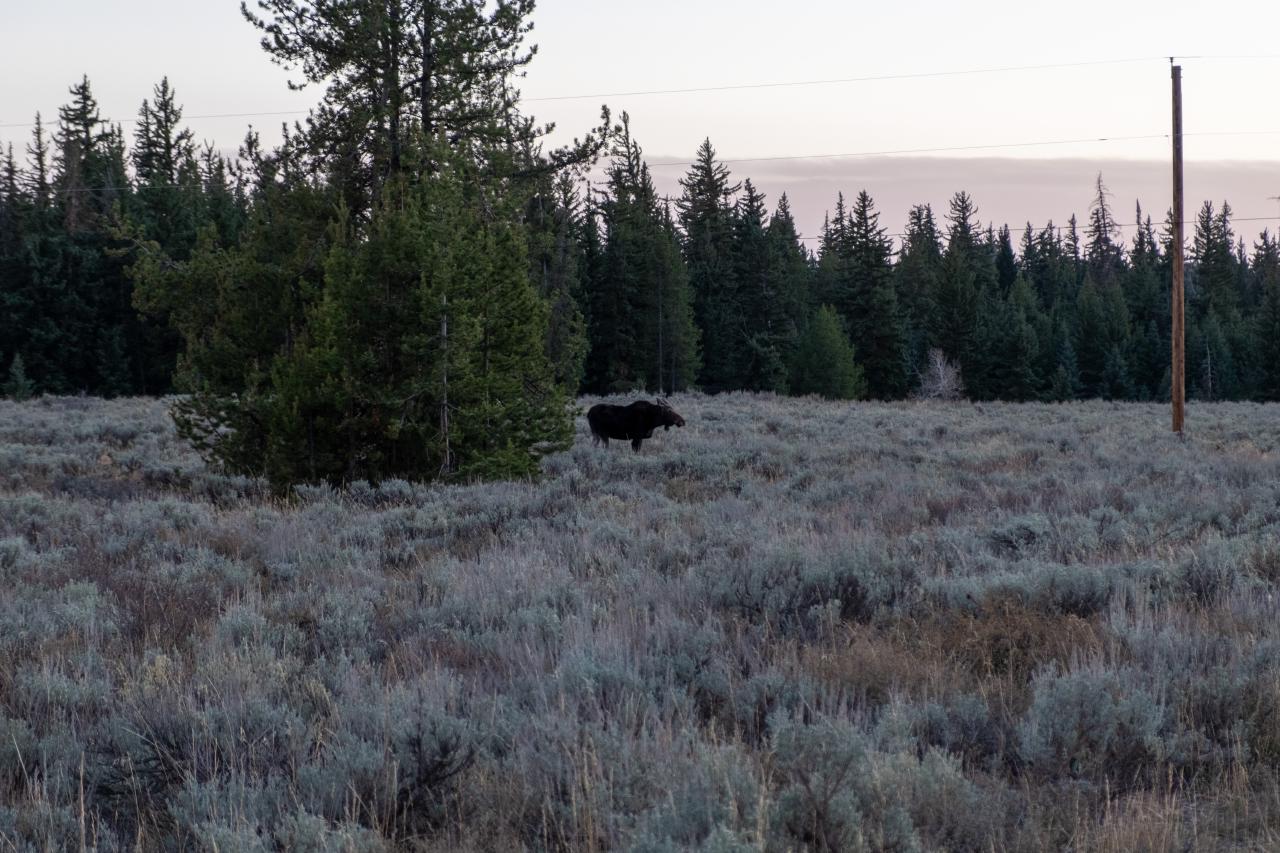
[{"left": 3, "top": 0, "right": 1279, "bottom": 487}]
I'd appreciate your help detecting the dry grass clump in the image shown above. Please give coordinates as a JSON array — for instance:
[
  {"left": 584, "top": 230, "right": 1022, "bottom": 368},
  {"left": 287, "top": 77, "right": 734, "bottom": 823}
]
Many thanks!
[{"left": 3, "top": 393, "right": 1280, "bottom": 849}]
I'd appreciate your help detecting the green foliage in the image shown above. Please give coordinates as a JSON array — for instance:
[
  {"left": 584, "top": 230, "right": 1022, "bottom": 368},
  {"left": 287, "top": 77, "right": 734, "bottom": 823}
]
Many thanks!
[
  {"left": 732, "top": 180, "right": 790, "bottom": 393},
  {"left": 789, "top": 305, "right": 867, "bottom": 400},
  {"left": 164, "top": 154, "right": 570, "bottom": 492},
  {"left": 678, "top": 138, "right": 742, "bottom": 392},
  {"left": 525, "top": 173, "right": 589, "bottom": 392},
  {"left": 1257, "top": 232, "right": 1280, "bottom": 401},
  {"left": 585, "top": 115, "right": 699, "bottom": 395},
  {"left": 12, "top": 61, "right": 1280, "bottom": 423},
  {"left": 826, "top": 191, "right": 908, "bottom": 399},
  {"left": 3, "top": 354, "right": 35, "bottom": 401},
  {"left": 896, "top": 204, "right": 943, "bottom": 372},
  {"left": 929, "top": 192, "right": 989, "bottom": 380}
]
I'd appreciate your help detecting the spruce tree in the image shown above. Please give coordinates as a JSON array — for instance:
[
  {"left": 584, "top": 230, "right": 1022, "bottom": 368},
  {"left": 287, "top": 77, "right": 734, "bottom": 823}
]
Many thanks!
[
  {"left": 896, "top": 204, "right": 943, "bottom": 375},
  {"left": 931, "top": 192, "right": 984, "bottom": 383},
  {"left": 995, "top": 224, "right": 1018, "bottom": 295},
  {"left": 198, "top": 145, "right": 570, "bottom": 490},
  {"left": 1002, "top": 274, "right": 1046, "bottom": 400},
  {"left": 789, "top": 305, "right": 867, "bottom": 400},
  {"left": 654, "top": 201, "right": 701, "bottom": 394},
  {"left": 1100, "top": 344, "right": 1135, "bottom": 399},
  {"left": 132, "top": 78, "right": 201, "bottom": 257},
  {"left": 585, "top": 115, "right": 698, "bottom": 395},
  {"left": 1085, "top": 174, "right": 1124, "bottom": 286},
  {"left": 678, "top": 138, "right": 741, "bottom": 392},
  {"left": 25, "top": 114, "right": 52, "bottom": 210},
  {"left": 1192, "top": 200, "right": 1238, "bottom": 317},
  {"left": 241, "top": 0, "right": 608, "bottom": 215},
  {"left": 732, "top": 179, "right": 788, "bottom": 392},
  {"left": 835, "top": 190, "right": 907, "bottom": 398},
  {"left": 1049, "top": 327, "right": 1082, "bottom": 402},
  {"left": 3, "top": 354, "right": 36, "bottom": 401},
  {"left": 525, "top": 172, "right": 588, "bottom": 393},
  {"left": 1074, "top": 278, "right": 1110, "bottom": 397},
  {"left": 1254, "top": 231, "right": 1280, "bottom": 401},
  {"left": 765, "top": 193, "right": 813, "bottom": 365}
]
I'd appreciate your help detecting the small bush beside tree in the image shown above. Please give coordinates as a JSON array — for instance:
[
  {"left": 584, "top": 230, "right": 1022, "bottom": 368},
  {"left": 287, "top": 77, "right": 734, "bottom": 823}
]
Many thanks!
[{"left": 915, "top": 348, "right": 965, "bottom": 401}]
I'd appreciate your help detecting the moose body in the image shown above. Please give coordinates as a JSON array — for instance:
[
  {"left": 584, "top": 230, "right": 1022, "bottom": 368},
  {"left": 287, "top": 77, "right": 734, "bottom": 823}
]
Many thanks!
[{"left": 587, "top": 399, "right": 686, "bottom": 451}]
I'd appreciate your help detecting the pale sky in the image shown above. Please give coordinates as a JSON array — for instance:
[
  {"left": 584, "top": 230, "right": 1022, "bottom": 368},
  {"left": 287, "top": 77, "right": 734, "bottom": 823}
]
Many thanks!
[{"left": 4, "top": 0, "right": 1279, "bottom": 245}]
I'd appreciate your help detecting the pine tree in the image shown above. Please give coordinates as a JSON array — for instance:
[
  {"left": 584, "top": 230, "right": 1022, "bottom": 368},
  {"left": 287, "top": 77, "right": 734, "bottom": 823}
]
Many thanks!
[
  {"left": 3, "top": 354, "right": 36, "bottom": 401},
  {"left": 242, "top": 0, "right": 608, "bottom": 213},
  {"left": 1085, "top": 174, "right": 1124, "bottom": 286},
  {"left": 1065, "top": 214, "right": 1083, "bottom": 291},
  {"left": 1, "top": 146, "right": 29, "bottom": 390},
  {"left": 995, "top": 224, "right": 1018, "bottom": 295},
  {"left": 1192, "top": 200, "right": 1238, "bottom": 317},
  {"left": 132, "top": 78, "right": 202, "bottom": 257},
  {"left": 678, "top": 138, "right": 741, "bottom": 392},
  {"left": 931, "top": 192, "right": 983, "bottom": 380},
  {"left": 1074, "top": 278, "right": 1109, "bottom": 397},
  {"left": 1192, "top": 312, "right": 1238, "bottom": 401},
  {"left": 896, "top": 204, "right": 943, "bottom": 376},
  {"left": 131, "top": 165, "right": 338, "bottom": 469},
  {"left": 1100, "top": 344, "right": 1135, "bottom": 399},
  {"left": 835, "top": 190, "right": 907, "bottom": 398},
  {"left": 1190, "top": 201, "right": 1250, "bottom": 398},
  {"left": 188, "top": 144, "right": 570, "bottom": 491},
  {"left": 55, "top": 75, "right": 107, "bottom": 233},
  {"left": 25, "top": 114, "right": 52, "bottom": 210},
  {"left": 654, "top": 201, "right": 700, "bottom": 394},
  {"left": 814, "top": 192, "right": 850, "bottom": 309},
  {"left": 765, "top": 193, "right": 813, "bottom": 349},
  {"left": 525, "top": 172, "right": 588, "bottom": 392},
  {"left": 732, "top": 179, "right": 788, "bottom": 392},
  {"left": 1254, "top": 231, "right": 1280, "bottom": 401},
  {"left": 586, "top": 115, "right": 698, "bottom": 394},
  {"left": 789, "top": 305, "right": 867, "bottom": 400},
  {"left": 1000, "top": 274, "right": 1045, "bottom": 400}
]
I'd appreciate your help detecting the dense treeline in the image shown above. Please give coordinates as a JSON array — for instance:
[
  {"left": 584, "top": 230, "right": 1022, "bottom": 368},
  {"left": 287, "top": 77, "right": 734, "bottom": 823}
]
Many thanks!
[
  {"left": 3, "top": 2, "right": 1280, "bottom": 486},
  {"left": 6, "top": 80, "right": 1279, "bottom": 411}
]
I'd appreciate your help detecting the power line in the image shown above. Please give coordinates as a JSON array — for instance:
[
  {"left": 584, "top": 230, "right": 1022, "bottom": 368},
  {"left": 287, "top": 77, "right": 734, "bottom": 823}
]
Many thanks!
[
  {"left": 522, "top": 53, "right": 1280, "bottom": 102},
  {"left": 522, "top": 56, "right": 1172, "bottom": 102},
  {"left": 6, "top": 52, "right": 1280, "bottom": 130}
]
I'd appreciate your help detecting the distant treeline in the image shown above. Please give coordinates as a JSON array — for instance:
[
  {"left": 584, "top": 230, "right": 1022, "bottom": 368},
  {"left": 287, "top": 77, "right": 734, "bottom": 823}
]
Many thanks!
[{"left": 4, "top": 78, "right": 1277, "bottom": 410}]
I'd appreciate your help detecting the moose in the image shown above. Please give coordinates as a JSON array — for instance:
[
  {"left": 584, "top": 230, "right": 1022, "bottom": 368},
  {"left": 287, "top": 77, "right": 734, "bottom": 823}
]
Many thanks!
[{"left": 587, "top": 399, "right": 686, "bottom": 451}]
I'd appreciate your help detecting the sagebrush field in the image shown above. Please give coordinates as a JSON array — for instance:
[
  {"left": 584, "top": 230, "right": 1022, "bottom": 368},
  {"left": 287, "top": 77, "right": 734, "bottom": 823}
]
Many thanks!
[{"left": 3, "top": 394, "right": 1280, "bottom": 851}]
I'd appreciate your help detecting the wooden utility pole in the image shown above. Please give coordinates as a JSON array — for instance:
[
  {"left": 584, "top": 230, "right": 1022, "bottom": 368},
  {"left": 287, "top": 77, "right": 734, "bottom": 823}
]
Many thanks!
[{"left": 1171, "top": 62, "right": 1186, "bottom": 434}]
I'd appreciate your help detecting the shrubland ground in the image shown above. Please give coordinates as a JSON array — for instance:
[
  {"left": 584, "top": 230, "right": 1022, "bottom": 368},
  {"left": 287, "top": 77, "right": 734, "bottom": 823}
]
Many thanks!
[{"left": 3, "top": 394, "right": 1280, "bottom": 851}]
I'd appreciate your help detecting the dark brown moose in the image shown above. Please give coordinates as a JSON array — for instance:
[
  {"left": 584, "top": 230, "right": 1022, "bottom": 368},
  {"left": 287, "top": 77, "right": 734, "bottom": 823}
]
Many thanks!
[{"left": 586, "top": 399, "right": 686, "bottom": 451}]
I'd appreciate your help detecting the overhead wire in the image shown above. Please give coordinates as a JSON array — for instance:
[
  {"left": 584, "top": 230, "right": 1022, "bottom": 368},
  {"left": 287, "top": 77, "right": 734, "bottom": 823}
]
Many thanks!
[{"left": 4, "top": 52, "right": 1280, "bottom": 129}]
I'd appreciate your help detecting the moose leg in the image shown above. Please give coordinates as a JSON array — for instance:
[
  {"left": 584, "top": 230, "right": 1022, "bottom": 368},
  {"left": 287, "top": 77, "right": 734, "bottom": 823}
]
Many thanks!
[{"left": 631, "top": 438, "right": 643, "bottom": 452}]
